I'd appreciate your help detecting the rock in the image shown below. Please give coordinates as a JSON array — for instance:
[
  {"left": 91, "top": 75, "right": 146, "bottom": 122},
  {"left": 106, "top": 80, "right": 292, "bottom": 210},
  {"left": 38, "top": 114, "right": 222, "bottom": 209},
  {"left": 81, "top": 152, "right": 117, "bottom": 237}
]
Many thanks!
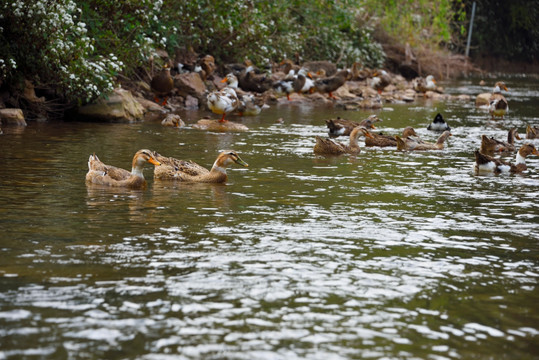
[
  {"left": 77, "top": 88, "right": 145, "bottom": 122},
  {"left": 192, "top": 118, "right": 248, "bottom": 132},
  {"left": 136, "top": 96, "right": 165, "bottom": 113},
  {"left": 455, "top": 94, "right": 472, "bottom": 102},
  {"left": 475, "top": 92, "right": 491, "bottom": 107},
  {"left": 333, "top": 85, "right": 357, "bottom": 100},
  {"left": 174, "top": 72, "right": 206, "bottom": 99},
  {"left": 0, "top": 108, "right": 27, "bottom": 126},
  {"left": 184, "top": 95, "right": 199, "bottom": 109}
]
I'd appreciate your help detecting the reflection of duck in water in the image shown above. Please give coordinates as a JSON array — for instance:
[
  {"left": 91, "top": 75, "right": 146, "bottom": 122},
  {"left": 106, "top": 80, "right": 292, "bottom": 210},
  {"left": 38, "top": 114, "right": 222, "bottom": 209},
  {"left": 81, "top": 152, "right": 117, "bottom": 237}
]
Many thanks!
[
  {"left": 314, "top": 127, "right": 373, "bottom": 155},
  {"left": 153, "top": 150, "right": 248, "bottom": 183},
  {"left": 85, "top": 149, "right": 161, "bottom": 189},
  {"left": 474, "top": 143, "right": 539, "bottom": 174}
]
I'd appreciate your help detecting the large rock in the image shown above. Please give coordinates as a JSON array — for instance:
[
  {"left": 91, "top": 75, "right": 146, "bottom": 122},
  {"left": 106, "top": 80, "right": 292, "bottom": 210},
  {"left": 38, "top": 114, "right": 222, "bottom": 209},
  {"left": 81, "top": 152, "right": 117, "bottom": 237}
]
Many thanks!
[
  {"left": 0, "top": 108, "right": 27, "bottom": 126},
  {"left": 77, "top": 88, "right": 145, "bottom": 122},
  {"left": 174, "top": 72, "right": 206, "bottom": 99},
  {"left": 475, "top": 92, "right": 491, "bottom": 107}
]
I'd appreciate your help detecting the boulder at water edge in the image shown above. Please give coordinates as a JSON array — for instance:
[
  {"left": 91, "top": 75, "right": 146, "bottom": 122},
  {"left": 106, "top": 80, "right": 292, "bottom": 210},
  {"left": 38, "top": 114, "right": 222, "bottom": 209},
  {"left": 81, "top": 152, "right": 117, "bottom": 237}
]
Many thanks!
[{"left": 77, "top": 88, "right": 145, "bottom": 122}]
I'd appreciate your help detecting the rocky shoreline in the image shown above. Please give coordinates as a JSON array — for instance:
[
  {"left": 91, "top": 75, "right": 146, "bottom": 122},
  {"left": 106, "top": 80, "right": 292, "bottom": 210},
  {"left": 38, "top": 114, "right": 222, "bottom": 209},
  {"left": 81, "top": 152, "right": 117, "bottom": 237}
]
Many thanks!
[{"left": 1, "top": 57, "right": 479, "bottom": 131}]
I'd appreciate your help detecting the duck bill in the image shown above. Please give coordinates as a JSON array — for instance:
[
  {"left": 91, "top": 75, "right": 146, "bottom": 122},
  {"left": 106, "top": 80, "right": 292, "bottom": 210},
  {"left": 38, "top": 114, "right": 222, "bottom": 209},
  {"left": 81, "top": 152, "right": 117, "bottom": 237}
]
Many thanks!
[
  {"left": 235, "top": 156, "right": 249, "bottom": 167},
  {"left": 364, "top": 131, "right": 374, "bottom": 138},
  {"left": 149, "top": 158, "right": 161, "bottom": 166},
  {"left": 221, "top": 78, "right": 228, "bottom": 83}
]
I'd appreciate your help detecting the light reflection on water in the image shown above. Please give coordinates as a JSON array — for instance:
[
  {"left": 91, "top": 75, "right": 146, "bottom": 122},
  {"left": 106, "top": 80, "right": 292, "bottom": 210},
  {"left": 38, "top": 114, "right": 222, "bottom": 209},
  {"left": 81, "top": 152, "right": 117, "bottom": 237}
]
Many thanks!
[{"left": 0, "top": 76, "right": 538, "bottom": 359}]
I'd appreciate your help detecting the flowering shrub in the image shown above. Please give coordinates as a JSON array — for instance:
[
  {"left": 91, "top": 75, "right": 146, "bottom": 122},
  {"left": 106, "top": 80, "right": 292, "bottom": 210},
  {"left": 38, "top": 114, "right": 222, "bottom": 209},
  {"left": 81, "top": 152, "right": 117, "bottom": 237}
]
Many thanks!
[
  {"left": 0, "top": 0, "right": 386, "bottom": 108},
  {"left": 0, "top": 0, "right": 125, "bottom": 104}
]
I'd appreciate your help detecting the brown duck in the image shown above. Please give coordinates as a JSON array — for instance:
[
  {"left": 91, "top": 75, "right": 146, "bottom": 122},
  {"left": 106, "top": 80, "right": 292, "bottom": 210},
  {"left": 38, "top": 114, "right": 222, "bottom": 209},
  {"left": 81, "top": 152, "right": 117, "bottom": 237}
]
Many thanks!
[
  {"left": 489, "top": 81, "right": 509, "bottom": 119},
  {"left": 475, "top": 144, "right": 539, "bottom": 174},
  {"left": 153, "top": 150, "right": 248, "bottom": 183},
  {"left": 151, "top": 64, "right": 174, "bottom": 105},
  {"left": 365, "top": 127, "right": 419, "bottom": 147},
  {"left": 85, "top": 149, "right": 161, "bottom": 189},
  {"left": 314, "top": 69, "right": 351, "bottom": 99},
  {"left": 326, "top": 115, "right": 381, "bottom": 137},
  {"left": 314, "top": 127, "right": 373, "bottom": 156},
  {"left": 396, "top": 130, "right": 451, "bottom": 151},
  {"left": 526, "top": 125, "right": 539, "bottom": 139}
]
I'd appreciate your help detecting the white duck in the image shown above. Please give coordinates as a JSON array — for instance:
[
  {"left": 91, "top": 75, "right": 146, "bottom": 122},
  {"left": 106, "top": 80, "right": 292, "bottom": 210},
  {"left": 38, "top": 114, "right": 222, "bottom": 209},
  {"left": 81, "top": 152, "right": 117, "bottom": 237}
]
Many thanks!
[{"left": 207, "top": 87, "right": 240, "bottom": 122}]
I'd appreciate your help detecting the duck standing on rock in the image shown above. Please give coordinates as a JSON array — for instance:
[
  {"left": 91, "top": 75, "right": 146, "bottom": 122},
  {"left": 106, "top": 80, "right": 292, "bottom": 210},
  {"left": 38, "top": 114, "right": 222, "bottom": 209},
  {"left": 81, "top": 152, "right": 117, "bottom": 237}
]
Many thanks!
[
  {"left": 413, "top": 75, "right": 437, "bottom": 94},
  {"left": 371, "top": 70, "right": 391, "bottom": 94},
  {"left": 427, "top": 113, "right": 451, "bottom": 131},
  {"left": 314, "top": 69, "right": 351, "bottom": 99},
  {"left": 474, "top": 144, "right": 539, "bottom": 174},
  {"left": 314, "top": 127, "right": 373, "bottom": 156},
  {"left": 150, "top": 64, "right": 174, "bottom": 106},
  {"left": 86, "top": 149, "right": 161, "bottom": 189},
  {"left": 207, "top": 87, "right": 240, "bottom": 122},
  {"left": 153, "top": 150, "right": 248, "bottom": 183},
  {"left": 489, "top": 81, "right": 509, "bottom": 119}
]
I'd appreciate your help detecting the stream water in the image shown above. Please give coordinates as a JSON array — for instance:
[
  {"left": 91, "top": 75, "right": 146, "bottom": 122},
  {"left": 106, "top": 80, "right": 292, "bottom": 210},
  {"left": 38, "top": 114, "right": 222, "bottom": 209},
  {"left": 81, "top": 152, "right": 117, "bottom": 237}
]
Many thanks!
[{"left": 0, "top": 76, "right": 538, "bottom": 359}]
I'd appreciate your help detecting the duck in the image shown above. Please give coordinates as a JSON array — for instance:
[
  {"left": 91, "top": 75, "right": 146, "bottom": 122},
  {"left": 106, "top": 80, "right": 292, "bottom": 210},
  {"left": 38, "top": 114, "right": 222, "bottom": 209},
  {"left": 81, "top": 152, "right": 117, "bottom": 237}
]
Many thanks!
[
  {"left": 272, "top": 69, "right": 296, "bottom": 100},
  {"left": 303, "top": 60, "right": 337, "bottom": 77},
  {"left": 396, "top": 130, "right": 451, "bottom": 151},
  {"left": 314, "top": 69, "right": 351, "bottom": 99},
  {"left": 207, "top": 87, "right": 240, "bottom": 122},
  {"left": 474, "top": 143, "right": 539, "bottom": 174},
  {"left": 427, "top": 113, "right": 451, "bottom": 131},
  {"left": 351, "top": 62, "right": 373, "bottom": 81},
  {"left": 413, "top": 75, "right": 437, "bottom": 93},
  {"left": 239, "top": 65, "right": 273, "bottom": 93},
  {"left": 365, "top": 127, "right": 419, "bottom": 147},
  {"left": 221, "top": 74, "right": 267, "bottom": 116},
  {"left": 526, "top": 125, "right": 539, "bottom": 139},
  {"left": 314, "top": 127, "right": 373, "bottom": 156},
  {"left": 479, "top": 135, "right": 500, "bottom": 156},
  {"left": 296, "top": 68, "right": 315, "bottom": 94},
  {"left": 161, "top": 114, "right": 185, "bottom": 127},
  {"left": 150, "top": 64, "right": 174, "bottom": 105},
  {"left": 489, "top": 81, "right": 509, "bottom": 119},
  {"left": 325, "top": 115, "right": 381, "bottom": 137},
  {"left": 493, "top": 128, "right": 521, "bottom": 152},
  {"left": 371, "top": 70, "right": 391, "bottom": 94},
  {"left": 85, "top": 149, "right": 161, "bottom": 189},
  {"left": 153, "top": 150, "right": 248, "bottom": 182}
]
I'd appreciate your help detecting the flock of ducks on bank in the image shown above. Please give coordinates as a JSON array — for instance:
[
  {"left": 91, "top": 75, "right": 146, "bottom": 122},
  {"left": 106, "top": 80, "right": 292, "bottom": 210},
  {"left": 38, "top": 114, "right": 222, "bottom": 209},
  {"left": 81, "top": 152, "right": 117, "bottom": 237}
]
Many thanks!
[{"left": 87, "top": 63, "right": 539, "bottom": 189}]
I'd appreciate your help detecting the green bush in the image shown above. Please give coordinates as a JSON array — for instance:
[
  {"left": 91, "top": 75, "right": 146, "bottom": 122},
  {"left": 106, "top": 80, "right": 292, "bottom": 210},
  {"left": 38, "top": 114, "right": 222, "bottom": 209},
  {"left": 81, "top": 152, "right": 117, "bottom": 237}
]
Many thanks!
[{"left": 0, "top": 0, "right": 386, "bottom": 108}]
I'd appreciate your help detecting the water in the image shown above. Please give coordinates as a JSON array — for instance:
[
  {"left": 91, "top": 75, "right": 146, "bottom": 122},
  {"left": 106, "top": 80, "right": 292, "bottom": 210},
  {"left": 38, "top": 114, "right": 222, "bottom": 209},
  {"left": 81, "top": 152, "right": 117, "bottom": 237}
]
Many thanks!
[{"left": 0, "top": 76, "right": 538, "bottom": 359}]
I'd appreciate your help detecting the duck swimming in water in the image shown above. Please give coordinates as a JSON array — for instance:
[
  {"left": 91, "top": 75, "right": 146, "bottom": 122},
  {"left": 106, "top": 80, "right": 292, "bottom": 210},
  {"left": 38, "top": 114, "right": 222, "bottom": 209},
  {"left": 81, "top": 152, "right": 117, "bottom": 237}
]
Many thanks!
[
  {"left": 86, "top": 149, "right": 161, "bottom": 189},
  {"left": 474, "top": 143, "right": 539, "bottom": 174},
  {"left": 314, "top": 127, "right": 373, "bottom": 156},
  {"left": 153, "top": 150, "right": 248, "bottom": 183}
]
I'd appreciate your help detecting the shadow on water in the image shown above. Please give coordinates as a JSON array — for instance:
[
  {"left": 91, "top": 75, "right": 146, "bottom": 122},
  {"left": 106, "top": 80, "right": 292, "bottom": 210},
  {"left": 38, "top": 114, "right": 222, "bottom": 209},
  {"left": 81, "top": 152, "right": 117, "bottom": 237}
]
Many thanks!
[{"left": 0, "top": 76, "right": 538, "bottom": 359}]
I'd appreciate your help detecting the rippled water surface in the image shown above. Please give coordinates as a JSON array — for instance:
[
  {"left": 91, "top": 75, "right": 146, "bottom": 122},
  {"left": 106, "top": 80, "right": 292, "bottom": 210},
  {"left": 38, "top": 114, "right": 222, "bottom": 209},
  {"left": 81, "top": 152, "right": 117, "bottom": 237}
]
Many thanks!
[{"left": 1, "top": 76, "right": 538, "bottom": 359}]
